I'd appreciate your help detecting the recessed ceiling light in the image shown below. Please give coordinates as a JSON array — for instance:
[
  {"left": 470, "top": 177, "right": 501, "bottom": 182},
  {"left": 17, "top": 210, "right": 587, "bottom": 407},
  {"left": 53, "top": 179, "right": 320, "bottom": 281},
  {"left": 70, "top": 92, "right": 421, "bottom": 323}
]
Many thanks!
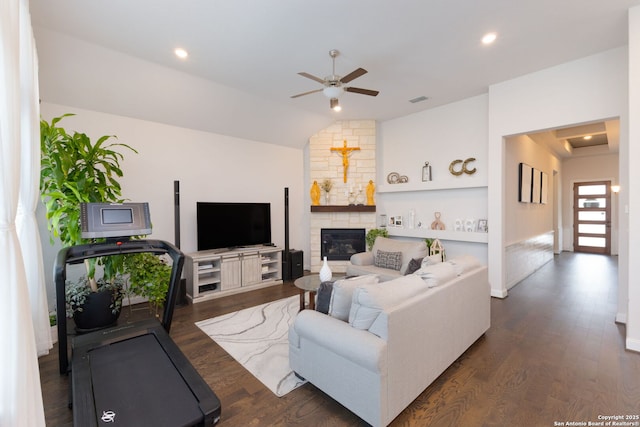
[
  {"left": 583, "top": 135, "right": 592, "bottom": 140},
  {"left": 174, "top": 48, "right": 189, "bottom": 59},
  {"left": 482, "top": 32, "right": 497, "bottom": 45}
]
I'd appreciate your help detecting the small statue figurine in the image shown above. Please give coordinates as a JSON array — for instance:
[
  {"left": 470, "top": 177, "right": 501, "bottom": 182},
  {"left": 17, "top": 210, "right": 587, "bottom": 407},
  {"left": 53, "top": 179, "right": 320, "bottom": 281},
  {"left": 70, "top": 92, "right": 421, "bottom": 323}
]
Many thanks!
[
  {"left": 431, "top": 212, "right": 445, "bottom": 230},
  {"left": 366, "top": 180, "right": 375, "bottom": 205},
  {"left": 310, "top": 180, "right": 321, "bottom": 206}
]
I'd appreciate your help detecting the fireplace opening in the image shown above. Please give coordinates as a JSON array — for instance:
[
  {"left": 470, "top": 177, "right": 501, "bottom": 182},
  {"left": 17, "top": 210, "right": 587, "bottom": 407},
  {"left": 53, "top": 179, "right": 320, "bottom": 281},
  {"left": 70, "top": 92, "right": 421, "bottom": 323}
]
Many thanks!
[{"left": 321, "top": 228, "right": 366, "bottom": 261}]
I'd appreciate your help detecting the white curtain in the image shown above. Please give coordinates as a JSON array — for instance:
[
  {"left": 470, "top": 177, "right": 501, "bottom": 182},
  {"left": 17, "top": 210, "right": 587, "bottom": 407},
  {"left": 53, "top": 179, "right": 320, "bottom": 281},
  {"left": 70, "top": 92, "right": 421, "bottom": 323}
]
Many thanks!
[
  {"left": 0, "top": 0, "right": 47, "bottom": 425},
  {"left": 16, "top": 0, "right": 51, "bottom": 357}
]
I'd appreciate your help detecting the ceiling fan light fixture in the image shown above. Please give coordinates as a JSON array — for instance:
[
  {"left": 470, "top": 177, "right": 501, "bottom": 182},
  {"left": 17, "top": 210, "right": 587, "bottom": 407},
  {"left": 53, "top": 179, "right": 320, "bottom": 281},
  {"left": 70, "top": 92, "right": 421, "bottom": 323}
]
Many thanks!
[
  {"left": 330, "top": 98, "right": 341, "bottom": 111},
  {"left": 323, "top": 85, "right": 344, "bottom": 99}
]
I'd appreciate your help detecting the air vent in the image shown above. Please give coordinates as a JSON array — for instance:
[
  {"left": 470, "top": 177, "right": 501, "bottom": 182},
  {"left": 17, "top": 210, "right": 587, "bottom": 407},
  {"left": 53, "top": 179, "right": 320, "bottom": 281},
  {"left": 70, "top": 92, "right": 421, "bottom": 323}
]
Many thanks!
[{"left": 409, "top": 96, "right": 429, "bottom": 104}]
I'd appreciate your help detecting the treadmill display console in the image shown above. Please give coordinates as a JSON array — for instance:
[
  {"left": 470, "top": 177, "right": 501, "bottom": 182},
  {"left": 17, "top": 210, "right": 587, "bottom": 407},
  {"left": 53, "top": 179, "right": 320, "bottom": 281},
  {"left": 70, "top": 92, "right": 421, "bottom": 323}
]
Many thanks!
[{"left": 81, "top": 202, "right": 151, "bottom": 238}]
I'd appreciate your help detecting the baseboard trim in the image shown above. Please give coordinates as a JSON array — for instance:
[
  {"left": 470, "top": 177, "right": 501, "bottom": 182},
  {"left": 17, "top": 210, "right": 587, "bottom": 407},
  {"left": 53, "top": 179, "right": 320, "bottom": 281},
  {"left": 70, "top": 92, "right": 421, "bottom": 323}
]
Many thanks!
[
  {"left": 491, "top": 288, "right": 508, "bottom": 299},
  {"left": 626, "top": 337, "right": 640, "bottom": 353}
]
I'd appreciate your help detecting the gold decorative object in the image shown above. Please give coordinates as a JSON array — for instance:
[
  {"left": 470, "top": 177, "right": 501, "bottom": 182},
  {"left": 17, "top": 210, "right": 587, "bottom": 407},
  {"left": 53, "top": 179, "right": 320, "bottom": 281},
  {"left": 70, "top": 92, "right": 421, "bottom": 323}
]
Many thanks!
[
  {"left": 430, "top": 212, "right": 445, "bottom": 230},
  {"left": 449, "top": 158, "right": 477, "bottom": 176},
  {"left": 366, "top": 180, "right": 375, "bottom": 205},
  {"left": 310, "top": 180, "right": 321, "bottom": 205},
  {"left": 330, "top": 140, "right": 360, "bottom": 183}
]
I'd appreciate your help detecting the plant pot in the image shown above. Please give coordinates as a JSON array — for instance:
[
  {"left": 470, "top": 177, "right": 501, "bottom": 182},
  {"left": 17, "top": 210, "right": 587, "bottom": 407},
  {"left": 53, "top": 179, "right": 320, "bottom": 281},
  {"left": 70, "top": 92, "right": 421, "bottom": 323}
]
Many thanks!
[{"left": 72, "top": 289, "right": 122, "bottom": 333}]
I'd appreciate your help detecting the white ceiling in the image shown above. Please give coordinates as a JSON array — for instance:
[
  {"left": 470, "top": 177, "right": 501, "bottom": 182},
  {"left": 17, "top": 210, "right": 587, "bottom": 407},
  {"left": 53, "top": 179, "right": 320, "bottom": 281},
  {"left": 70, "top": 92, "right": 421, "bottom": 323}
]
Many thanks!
[{"left": 29, "top": 0, "right": 640, "bottom": 148}]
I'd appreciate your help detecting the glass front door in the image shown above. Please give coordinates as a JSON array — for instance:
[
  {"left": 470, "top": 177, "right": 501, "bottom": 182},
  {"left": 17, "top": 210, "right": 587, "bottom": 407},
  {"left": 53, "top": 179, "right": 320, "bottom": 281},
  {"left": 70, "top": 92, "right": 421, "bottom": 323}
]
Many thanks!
[{"left": 573, "top": 181, "right": 611, "bottom": 254}]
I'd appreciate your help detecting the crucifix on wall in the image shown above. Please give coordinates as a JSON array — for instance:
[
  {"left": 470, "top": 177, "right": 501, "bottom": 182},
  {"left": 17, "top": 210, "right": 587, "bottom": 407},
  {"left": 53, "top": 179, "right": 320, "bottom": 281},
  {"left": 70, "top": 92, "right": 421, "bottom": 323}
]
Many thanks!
[{"left": 330, "top": 140, "right": 360, "bottom": 183}]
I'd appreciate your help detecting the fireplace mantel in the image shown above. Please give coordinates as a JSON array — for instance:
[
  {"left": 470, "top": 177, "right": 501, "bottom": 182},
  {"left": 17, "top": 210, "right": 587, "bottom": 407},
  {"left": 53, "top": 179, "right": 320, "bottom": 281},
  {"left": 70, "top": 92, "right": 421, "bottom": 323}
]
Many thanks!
[{"left": 311, "top": 205, "right": 376, "bottom": 213}]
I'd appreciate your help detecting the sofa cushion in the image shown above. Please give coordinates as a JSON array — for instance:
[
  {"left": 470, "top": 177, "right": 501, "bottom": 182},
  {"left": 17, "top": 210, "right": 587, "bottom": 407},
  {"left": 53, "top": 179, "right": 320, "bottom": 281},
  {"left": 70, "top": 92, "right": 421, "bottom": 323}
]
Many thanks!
[
  {"left": 404, "top": 257, "right": 424, "bottom": 275},
  {"left": 328, "top": 274, "right": 379, "bottom": 321},
  {"left": 348, "top": 274, "right": 427, "bottom": 331},
  {"left": 447, "top": 255, "right": 482, "bottom": 275},
  {"left": 414, "top": 262, "right": 458, "bottom": 287},
  {"left": 372, "top": 237, "right": 428, "bottom": 275},
  {"left": 346, "top": 264, "right": 405, "bottom": 282},
  {"left": 374, "top": 250, "right": 402, "bottom": 271}
]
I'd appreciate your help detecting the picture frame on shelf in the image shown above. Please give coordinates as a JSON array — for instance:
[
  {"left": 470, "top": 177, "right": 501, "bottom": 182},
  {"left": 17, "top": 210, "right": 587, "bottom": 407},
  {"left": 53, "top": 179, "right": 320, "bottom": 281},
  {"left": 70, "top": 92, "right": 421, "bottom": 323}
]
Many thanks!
[
  {"left": 477, "top": 219, "right": 488, "bottom": 232},
  {"left": 389, "top": 215, "right": 403, "bottom": 227}
]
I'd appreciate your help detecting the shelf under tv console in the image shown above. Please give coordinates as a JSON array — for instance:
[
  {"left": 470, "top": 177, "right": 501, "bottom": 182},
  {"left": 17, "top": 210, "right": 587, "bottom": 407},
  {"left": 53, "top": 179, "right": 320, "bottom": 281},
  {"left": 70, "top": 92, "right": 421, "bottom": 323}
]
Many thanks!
[{"left": 185, "top": 245, "right": 283, "bottom": 303}]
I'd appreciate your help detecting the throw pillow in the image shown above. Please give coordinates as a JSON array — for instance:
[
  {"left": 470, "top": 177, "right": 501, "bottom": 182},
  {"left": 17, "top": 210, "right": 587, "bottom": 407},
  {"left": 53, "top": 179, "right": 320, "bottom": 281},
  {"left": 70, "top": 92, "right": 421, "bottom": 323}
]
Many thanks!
[
  {"left": 420, "top": 253, "right": 443, "bottom": 268},
  {"left": 414, "top": 262, "right": 458, "bottom": 287},
  {"left": 404, "top": 257, "right": 424, "bottom": 275},
  {"left": 374, "top": 250, "right": 402, "bottom": 271},
  {"left": 315, "top": 281, "right": 333, "bottom": 314},
  {"left": 328, "top": 274, "right": 379, "bottom": 321}
]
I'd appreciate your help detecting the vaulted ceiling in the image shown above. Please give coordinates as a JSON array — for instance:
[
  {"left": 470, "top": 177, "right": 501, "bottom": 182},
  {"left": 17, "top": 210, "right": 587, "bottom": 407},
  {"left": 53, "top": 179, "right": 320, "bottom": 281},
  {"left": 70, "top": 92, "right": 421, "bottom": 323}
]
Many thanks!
[{"left": 29, "top": 0, "right": 640, "bottom": 148}]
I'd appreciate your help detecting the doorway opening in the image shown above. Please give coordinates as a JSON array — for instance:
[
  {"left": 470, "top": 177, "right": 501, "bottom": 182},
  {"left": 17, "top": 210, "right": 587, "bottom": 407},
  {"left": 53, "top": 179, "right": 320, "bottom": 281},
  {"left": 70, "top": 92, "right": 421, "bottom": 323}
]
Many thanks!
[{"left": 573, "top": 181, "right": 611, "bottom": 254}]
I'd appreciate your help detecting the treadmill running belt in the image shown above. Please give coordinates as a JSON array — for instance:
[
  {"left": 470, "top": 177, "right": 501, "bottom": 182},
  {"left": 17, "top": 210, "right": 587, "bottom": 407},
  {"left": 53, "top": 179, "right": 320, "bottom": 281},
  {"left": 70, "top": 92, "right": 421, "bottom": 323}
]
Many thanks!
[{"left": 88, "top": 333, "right": 203, "bottom": 426}]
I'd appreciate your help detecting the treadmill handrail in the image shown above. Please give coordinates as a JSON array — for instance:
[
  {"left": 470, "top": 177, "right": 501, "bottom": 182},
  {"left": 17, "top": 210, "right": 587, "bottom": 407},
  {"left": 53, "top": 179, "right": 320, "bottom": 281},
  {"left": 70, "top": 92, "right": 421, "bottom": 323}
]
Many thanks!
[{"left": 55, "top": 239, "right": 185, "bottom": 374}]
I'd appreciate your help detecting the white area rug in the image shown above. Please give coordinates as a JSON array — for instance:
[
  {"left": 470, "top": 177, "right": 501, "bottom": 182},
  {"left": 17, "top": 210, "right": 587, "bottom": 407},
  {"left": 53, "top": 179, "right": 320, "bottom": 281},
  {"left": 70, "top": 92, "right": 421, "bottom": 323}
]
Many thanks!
[{"left": 195, "top": 296, "right": 306, "bottom": 397}]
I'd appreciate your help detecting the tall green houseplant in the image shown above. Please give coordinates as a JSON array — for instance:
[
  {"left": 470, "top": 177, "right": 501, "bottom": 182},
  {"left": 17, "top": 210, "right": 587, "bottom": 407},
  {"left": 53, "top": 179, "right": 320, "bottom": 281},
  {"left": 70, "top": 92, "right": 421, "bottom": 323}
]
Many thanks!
[{"left": 40, "top": 114, "right": 137, "bottom": 290}]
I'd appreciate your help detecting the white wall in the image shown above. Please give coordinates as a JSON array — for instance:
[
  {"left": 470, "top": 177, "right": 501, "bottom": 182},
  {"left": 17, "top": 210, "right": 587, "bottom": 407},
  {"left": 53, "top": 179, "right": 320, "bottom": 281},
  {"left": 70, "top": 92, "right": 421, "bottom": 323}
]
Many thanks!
[
  {"left": 504, "top": 134, "right": 559, "bottom": 245},
  {"left": 377, "top": 95, "right": 489, "bottom": 262},
  {"left": 378, "top": 94, "right": 488, "bottom": 186},
  {"left": 39, "top": 103, "right": 305, "bottom": 307},
  {"left": 626, "top": 5, "right": 640, "bottom": 351},
  {"left": 488, "top": 47, "right": 628, "bottom": 298}
]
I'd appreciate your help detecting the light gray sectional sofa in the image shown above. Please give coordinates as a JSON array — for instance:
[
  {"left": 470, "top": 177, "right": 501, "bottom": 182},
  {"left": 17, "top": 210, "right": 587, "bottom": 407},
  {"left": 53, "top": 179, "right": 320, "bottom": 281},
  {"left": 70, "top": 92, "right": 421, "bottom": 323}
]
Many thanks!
[{"left": 289, "top": 256, "right": 490, "bottom": 427}]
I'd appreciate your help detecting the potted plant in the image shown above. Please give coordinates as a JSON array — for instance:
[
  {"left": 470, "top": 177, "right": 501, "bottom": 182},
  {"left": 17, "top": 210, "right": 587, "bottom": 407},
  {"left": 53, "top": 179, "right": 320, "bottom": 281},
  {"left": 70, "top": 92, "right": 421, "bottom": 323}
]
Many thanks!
[
  {"left": 123, "top": 252, "right": 172, "bottom": 318},
  {"left": 366, "top": 228, "right": 389, "bottom": 251},
  {"left": 40, "top": 114, "right": 137, "bottom": 329}
]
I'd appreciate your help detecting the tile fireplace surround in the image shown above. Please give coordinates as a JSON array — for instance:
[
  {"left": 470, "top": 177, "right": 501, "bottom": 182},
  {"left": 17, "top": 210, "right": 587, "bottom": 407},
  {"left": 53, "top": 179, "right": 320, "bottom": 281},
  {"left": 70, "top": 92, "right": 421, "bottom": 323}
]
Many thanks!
[
  {"left": 309, "top": 120, "right": 377, "bottom": 273},
  {"left": 310, "top": 212, "right": 376, "bottom": 273}
]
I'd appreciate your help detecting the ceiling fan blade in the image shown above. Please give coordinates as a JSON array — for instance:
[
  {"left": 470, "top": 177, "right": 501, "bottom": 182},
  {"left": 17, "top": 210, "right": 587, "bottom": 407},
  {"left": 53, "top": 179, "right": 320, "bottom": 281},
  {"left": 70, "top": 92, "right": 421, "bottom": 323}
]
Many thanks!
[
  {"left": 290, "top": 88, "right": 323, "bottom": 98},
  {"left": 345, "top": 87, "right": 379, "bottom": 97},
  {"left": 298, "top": 72, "right": 326, "bottom": 84},
  {"left": 340, "top": 68, "right": 367, "bottom": 84}
]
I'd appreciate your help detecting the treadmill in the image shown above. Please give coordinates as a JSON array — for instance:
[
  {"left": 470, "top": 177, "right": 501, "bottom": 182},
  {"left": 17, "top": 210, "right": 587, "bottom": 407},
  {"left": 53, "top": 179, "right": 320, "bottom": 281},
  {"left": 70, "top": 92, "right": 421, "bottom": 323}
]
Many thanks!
[{"left": 55, "top": 202, "right": 221, "bottom": 426}]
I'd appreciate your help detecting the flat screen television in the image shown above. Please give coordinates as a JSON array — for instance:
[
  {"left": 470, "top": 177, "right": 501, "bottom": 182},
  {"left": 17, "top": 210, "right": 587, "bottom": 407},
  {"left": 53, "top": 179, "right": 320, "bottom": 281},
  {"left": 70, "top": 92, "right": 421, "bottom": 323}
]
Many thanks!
[{"left": 197, "top": 202, "right": 272, "bottom": 251}]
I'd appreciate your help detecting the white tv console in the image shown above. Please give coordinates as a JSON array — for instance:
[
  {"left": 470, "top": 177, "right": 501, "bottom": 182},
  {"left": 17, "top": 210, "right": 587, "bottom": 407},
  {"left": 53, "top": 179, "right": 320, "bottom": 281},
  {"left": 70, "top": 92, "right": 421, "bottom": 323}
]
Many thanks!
[{"left": 186, "top": 245, "right": 283, "bottom": 303}]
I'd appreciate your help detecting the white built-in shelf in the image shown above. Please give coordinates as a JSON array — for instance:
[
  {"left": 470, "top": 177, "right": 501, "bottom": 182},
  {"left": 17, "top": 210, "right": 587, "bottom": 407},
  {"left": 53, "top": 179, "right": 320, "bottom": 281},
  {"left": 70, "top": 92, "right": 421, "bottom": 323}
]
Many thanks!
[
  {"left": 385, "top": 227, "right": 488, "bottom": 243},
  {"left": 377, "top": 178, "right": 487, "bottom": 193}
]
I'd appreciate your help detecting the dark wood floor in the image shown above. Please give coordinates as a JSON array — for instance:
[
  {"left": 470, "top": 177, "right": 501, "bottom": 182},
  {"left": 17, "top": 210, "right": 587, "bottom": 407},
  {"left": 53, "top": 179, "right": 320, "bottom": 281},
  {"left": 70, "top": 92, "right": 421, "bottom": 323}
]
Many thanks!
[{"left": 39, "top": 252, "right": 640, "bottom": 426}]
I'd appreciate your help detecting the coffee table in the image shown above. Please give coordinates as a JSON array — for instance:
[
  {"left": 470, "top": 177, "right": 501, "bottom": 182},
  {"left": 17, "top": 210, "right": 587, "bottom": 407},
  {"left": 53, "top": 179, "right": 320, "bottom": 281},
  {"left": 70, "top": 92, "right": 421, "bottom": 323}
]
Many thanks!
[{"left": 294, "top": 274, "right": 343, "bottom": 311}]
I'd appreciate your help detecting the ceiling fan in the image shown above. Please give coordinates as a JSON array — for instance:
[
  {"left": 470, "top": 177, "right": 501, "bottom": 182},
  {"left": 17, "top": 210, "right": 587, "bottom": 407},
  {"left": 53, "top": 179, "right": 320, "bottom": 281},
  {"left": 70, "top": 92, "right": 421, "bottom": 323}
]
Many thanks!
[{"left": 291, "top": 49, "right": 379, "bottom": 111}]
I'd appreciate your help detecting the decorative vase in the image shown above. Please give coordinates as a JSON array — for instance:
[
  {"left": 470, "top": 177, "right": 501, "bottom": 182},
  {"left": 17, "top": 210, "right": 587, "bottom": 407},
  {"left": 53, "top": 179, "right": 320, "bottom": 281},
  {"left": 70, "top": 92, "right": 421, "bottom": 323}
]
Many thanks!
[
  {"left": 324, "top": 192, "right": 331, "bottom": 206},
  {"left": 319, "top": 256, "right": 332, "bottom": 282}
]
